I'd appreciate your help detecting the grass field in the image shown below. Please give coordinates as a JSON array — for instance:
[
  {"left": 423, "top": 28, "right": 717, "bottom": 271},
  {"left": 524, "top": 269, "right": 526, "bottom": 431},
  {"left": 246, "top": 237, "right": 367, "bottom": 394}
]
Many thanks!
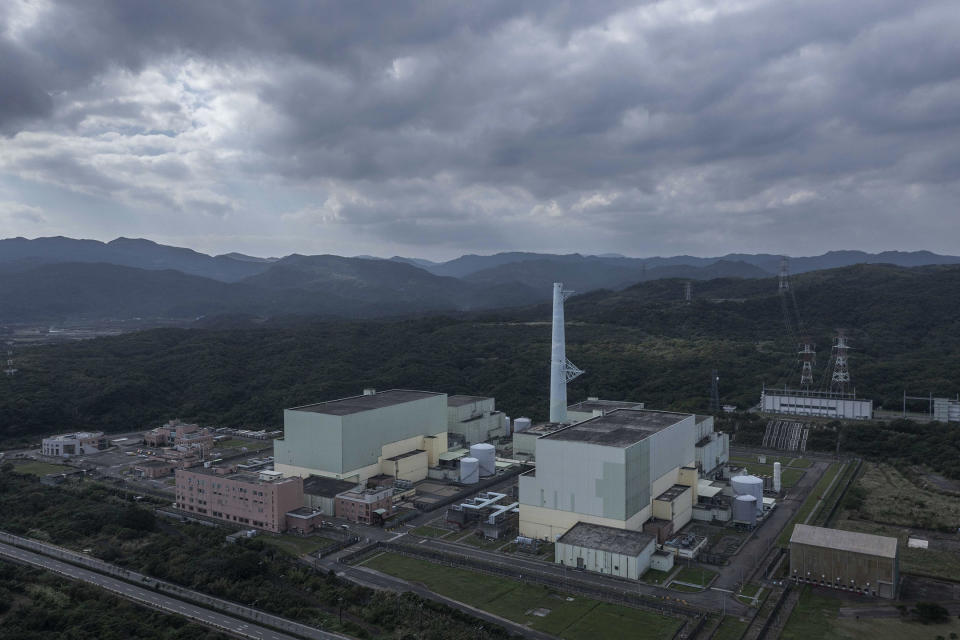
[
  {"left": 849, "top": 463, "right": 960, "bottom": 530},
  {"left": 672, "top": 566, "right": 717, "bottom": 589},
  {"left": 834, "top": 518, "right": 960, "bottom": 582},
  {"left": 736, "top": 583, "right": 765, "bottom": 607},
  {"left": 362, "top": 553, "right": 682, "bottom": 639},
  {"left": 640, "top": 568, "right": 673, "bottom": 585},
  {"left": 11, "top": 462, "right": 75, "bottom": 476},
  {"left": 260, "top": 534, "right": 335, "bottom": 556},
  {"left": 712, "top": 615, "right": 750, "bottom": 640},
  {"left": 777, "top": 462, "right": 841, "bottom": 547},
  {"left": 782, "top": 586, "right": 960, "bottom": 640}
]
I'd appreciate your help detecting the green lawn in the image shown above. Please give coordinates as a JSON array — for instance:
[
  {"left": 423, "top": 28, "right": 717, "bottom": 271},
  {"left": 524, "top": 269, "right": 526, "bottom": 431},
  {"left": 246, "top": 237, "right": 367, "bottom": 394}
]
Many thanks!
[
  {"left": 788, "top": 457, "right": 813, "bottom": 468},
  {"left": 260, "top": 534, "right": 335, "bottom": 556},
  {"left": 736, "top": 583, "right": 765, "bottom": 606},
  {"left": 777, "top": 462, "right": 841, "bottom": 547},
  {"left": 410, "top": 525, "right": 453, "bottom": 538},
  {"left": 362, "top": 552, "right": 682, "bottom": 639},
  {"left": 672, "top": 566, "right": 717, "bottom": 588},
  {"left": 640, "top": 568, "right": 673, "bottom": 585},
  {"left": 712, "top": 615, "right": 750, "bottom": 640},
  {"left": 781, "top": 586, "right": 960, "bottom": 640},
  {"left": 12, "top": 462, "right": 75, "bottom": 476}
]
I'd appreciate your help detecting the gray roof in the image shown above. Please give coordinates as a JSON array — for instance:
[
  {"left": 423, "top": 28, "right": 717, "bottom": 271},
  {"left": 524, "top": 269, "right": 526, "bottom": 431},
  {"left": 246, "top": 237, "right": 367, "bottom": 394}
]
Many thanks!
[
  {"left": 542, "top": 409, "right": 690, "bottom": 448},
  {"left": 447, "top": 395, "right": 492, "bottom": 407},
  {"left": 655, "top": 484, "right": 691, "bottom": 503},
  {"left": 557, "top": 522, "right": 655, "bottom": 556},
  {"left": 303, "top": 475, "right": 358, "bottom": 497},
  {"left": 790, "top": 524, "right": 898, "bottom": 559},
  {"left": 289, "top": 390, "right": 442, "bottom": 416},
  {"left": 568, "top": 399, "right": 643, "bottom": 412}
]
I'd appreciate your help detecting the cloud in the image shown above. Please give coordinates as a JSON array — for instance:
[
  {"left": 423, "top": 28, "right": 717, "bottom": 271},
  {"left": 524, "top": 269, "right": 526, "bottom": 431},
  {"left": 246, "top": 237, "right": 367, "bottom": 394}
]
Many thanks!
[
  {"left": 0, "top": 0, "right": 958, "bottom": 258},
  {"left": 0, "top": 200, "right": 47, "bottom": 225}
]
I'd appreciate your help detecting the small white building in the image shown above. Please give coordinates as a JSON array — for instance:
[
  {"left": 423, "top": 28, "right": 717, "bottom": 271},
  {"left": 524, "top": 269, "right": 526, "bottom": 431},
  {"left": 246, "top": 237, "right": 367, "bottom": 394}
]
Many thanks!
[
  {"left": 932, "top": 397, "right": 960, "bottom": 423},
  {"left": 42, "top": 432, "right": 106, "bottom": 457},
  {"left": 555, "top": 522, "right": 656, "bottom": 580}
]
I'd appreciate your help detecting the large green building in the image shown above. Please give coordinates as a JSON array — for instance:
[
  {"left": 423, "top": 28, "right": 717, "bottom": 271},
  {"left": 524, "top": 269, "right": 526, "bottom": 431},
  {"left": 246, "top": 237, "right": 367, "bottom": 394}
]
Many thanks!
[{"left": 274, "top": 389, "right": 448, "bottom": 483}]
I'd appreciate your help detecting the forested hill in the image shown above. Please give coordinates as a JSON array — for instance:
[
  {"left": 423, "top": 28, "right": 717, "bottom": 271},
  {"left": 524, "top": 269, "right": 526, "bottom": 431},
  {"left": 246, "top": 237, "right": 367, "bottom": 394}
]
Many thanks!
[{"left": 1, "top": 264, "right": 958, "bottom": 448}]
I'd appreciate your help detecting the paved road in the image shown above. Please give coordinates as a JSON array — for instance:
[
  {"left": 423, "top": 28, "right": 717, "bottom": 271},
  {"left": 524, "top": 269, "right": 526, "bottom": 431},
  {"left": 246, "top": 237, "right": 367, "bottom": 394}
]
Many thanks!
[
  {"left": 0, "top": 542, "right": 302, "bottom": 640},
  {"left": 713, "top": 459, "right": 830, "bottom": 591}
]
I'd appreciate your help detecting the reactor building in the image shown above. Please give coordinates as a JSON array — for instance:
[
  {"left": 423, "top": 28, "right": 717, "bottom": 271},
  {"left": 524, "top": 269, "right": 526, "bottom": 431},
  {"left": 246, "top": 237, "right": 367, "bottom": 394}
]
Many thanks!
[{"left": 274, "top": 389, "right": 448, "bottom": 483}]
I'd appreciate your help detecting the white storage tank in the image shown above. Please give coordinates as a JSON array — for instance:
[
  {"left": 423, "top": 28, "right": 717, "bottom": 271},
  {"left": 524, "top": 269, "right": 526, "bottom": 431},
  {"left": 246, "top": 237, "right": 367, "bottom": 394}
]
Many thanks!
[
  {"left": 731, "top": 474, "right": 764, "bottom": 515},
  {"left": 733, "top": 495, "right": 757, "bottom": 525},
  {"left": 470, "top": 443, "right": 496, "bottom": 477},
  {"left": 459, "top": 457, "right": 479, "bottom": 484},
  {"left": 773, "top": 462, "right": 782, "bottom": 492},
  {"left": 513, "top": 417, "right": 532, "bottom": 433}
]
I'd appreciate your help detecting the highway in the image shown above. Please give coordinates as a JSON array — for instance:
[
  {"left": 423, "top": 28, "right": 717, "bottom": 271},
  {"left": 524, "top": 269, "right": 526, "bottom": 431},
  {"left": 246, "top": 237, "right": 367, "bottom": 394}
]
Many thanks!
[{"left": 0, "top": 539, "right": 348, "bottom": 640}]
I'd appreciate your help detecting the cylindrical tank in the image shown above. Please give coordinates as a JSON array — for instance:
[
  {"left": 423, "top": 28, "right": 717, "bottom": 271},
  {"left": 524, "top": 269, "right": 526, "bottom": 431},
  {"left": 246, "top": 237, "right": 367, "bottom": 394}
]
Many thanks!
[
  {"left": 470, "top": 443, "right": 496, "bottom": 477},
  {"left": 459, "top": 457, "right": 479, "bottom": 484},
  {"left": 731, "top": 474, "right": 764, "bottom": 515},
  {"left": 733, "top": 495, "right": 757, "bottom": 525},
  {"left": 503, "top": 416, "right": 511, "bottom": 436},
  {"left": 514, "top": 417, "right": 532, "bottom": 433},
  {"left": 773, "top": 462, "right": 782, "bottom": 492}
]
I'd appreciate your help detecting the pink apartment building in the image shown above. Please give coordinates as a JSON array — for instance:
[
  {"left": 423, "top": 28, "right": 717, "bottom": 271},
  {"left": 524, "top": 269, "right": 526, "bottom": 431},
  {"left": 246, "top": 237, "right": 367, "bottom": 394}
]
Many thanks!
[{"left": 175, "top": 466, "right": 303, "bottom": 532}]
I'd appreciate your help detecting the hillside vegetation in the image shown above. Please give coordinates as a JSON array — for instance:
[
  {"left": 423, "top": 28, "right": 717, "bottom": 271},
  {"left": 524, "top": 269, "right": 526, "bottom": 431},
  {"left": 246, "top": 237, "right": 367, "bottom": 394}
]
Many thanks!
[{"left": 1, "top": 264, "right": 958, "bottom": 474}]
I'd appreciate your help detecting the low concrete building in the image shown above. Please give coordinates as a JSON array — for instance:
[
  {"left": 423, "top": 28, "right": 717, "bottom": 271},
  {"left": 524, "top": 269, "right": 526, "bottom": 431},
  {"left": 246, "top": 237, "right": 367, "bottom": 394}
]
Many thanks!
[
  {"left": 134, "top": 459, "right": 177, "bottom": 479},
  {"left": 789, "top": 524, "right": 899, "bottom": 599},
  {"left": 303, "top": 475, "right": 358, "bottom": 515},
  {"left": 175, "top": 466, "right": 304, "bottom": 533},
  {"left": 447, "top": 395, "right": 508, "bottom": 445},
  {"left": 335, "top": 486, "right": 393, "bottom": 525},
  {"left": 145, "top": 420, "right": 214, "bottom": 453},
  {"left": 42, "top": 432, "right": 106, "bottom": 457},
  {"left": 284, "top": 507, "right": 325, "bottom": 534},
  {"left": 555, "top": 522, "right": 656, "bottom": 580},
  {"left": 694, "top": 415, "right": 729, "bottom": 475},
  {"left": 511, "top": 422, "right": 565, "bottom": 461},
  {"left": 652, "top": 483, "right": 694, "bottom": 533}
]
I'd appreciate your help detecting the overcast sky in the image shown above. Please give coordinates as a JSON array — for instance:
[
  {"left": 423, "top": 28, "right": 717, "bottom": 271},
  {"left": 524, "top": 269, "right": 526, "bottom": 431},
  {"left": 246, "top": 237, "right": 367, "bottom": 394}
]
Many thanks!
[{"left": 1, "top": 1, "right": 958, "bottom": 260}]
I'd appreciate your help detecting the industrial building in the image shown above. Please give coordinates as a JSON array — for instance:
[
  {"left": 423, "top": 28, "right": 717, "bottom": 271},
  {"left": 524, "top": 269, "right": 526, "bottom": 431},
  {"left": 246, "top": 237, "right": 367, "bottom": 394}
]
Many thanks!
[
  {"left": 761, "top": 387, "right": 873, "bottom": 420},
  {"left": 145, "top": 420, "right": 214, "bottom": 452},
  {"left": 447, "top": 395, "right": 509, "bottom": 445},
  {"left": 519, "top": 409, "right": 700, "bottom": 541},
  {"left": 41, "top": 432, "right": 106, "bottom": 457},
  {"left": 175, "top": 466, "right": 304, "bottom": 533},
  {"left": 302, "top": 475, "right": 358, "bottom": 515},
  {"left": 335, "top": 486, "right": 393, "bottom": 525},
  {"left": 789, "top": 524, "right": 899, "bottom": 599},
  {"left": 512, "top": 422, "right": 564, "bottom": 461},
  {"left": 933, "top": 397, "right": 960, "bottom": 423},
  {"left": 555, "top": 522, "right": 656, "bottom": 580},
  {"left": 694, "top": 415, "right": 729, "bottom": 475},
  {"left": 274, "top": 389, "right": 448, "bottom": 483},
  {"left": 566, "top": 398, "right": 645, "bottom": 424}
]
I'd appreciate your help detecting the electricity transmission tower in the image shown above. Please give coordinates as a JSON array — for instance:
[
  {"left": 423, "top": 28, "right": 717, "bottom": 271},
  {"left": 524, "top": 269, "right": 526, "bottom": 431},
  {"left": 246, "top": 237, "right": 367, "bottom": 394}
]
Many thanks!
[{"left": 829, "top": 330, "right": 851, "bottom": 394}]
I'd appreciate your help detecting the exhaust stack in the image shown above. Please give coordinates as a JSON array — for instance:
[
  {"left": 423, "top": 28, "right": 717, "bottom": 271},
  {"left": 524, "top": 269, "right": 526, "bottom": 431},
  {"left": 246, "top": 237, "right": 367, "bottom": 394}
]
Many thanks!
[{"left": 549, "top": 282, "right": 584, "bottom": 423}]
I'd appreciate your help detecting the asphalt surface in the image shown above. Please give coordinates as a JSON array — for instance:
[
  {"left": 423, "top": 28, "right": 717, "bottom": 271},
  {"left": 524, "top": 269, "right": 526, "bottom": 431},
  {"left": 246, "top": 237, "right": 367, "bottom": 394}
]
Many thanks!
[{"left": 0, "top": 539, "right": 349, "bottom": 640}]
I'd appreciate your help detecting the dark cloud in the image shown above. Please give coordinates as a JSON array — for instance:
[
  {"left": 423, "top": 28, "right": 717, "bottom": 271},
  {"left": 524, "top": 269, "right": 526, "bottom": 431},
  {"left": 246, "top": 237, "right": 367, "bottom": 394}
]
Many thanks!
[{"left": 0, "top": 0, "right": 958, "bottom": 256}]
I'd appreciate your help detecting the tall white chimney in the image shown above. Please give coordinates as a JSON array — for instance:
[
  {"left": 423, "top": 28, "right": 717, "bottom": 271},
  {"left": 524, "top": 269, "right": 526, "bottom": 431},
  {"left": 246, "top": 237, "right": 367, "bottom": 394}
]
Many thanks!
[{"left": 549, "top": 282, "right": 583, "bottom": 423}]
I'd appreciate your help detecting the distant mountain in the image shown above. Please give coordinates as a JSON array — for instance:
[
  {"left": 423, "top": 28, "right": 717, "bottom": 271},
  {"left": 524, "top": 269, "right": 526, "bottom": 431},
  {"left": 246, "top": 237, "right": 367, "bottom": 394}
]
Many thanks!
[
  {"left": 215, "top": 252, "right": 277, "bottom": 264},
  {"left": 463, "top": 257, "right": 767, "bottom": 293},
  {"left": 411, "top": 249, "right": 960, "bottom": 280},
  {"left": 390, "top": 256, "right": 439, "bottom": 269},
  {"left": 0, "top": 236, "right": 270, "bottom": 282}
]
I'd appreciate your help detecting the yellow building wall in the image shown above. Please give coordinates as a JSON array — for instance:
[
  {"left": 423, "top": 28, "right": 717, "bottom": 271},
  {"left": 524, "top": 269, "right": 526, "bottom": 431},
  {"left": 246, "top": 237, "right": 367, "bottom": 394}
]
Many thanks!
[
  {"left": 380, "top": 435, "right": 427, "bottom": 460},
  {"left": 422, "top": 433, "right": 448, "bottom": 466},
  {"left": 652, "top": 499, "right": 673, "bottom": 521},
  {"left": 380, "top": 451, "right": 429, "bottom": 483},
  {"left": 519, "top": 504, "right": 650, "bottom": 541},
  {"left": 678, "top": 466, "right": 699, "bottom": 501}
]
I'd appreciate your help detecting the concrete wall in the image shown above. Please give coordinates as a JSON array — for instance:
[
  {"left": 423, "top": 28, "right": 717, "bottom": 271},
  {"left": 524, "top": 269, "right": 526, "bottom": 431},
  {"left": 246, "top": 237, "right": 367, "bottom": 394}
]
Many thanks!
[
  {"left": 380, "top": 450, "right": 429, "bottom": 483},
  {"left": 790, "top": 543, "right": 898, "bottom": 599},
  {"left": 447, "top": 397, "right": 495, "bottom": 424},
  {"left": 512, "top": 432, "right": 539, "bottom": 459},
  {"left": 518, "top": 503, "right": 650, "bottom": 541},
  {"left": 449, "top": 412, "right": 506, "bottom": 445},
  {"left": 555, "top": 537, "right": 654, "bottom": 580}
]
